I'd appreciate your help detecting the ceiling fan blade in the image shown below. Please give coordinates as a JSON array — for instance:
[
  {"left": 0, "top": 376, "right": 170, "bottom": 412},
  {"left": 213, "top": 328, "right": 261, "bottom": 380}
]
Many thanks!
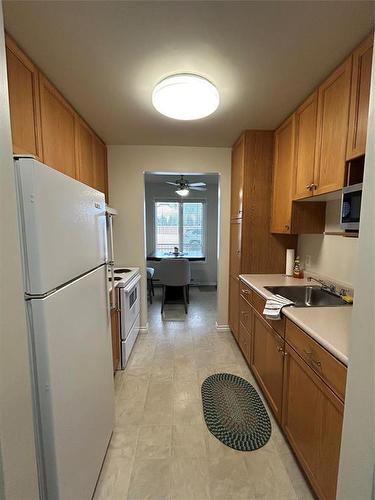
[
  {"left": 190, "top": 186, "right": 207, "bottom": 191},
  {"left": 166, "top": 181, "right": 178, "bottom": 186},
  {"left": 188, "top": 182, "right": 206, "bottom": 187}
]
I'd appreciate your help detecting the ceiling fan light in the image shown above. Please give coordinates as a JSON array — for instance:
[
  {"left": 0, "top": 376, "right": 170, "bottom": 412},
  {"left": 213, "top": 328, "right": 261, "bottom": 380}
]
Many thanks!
[
  {"left": 176, "top": 188, "right": 189, "bottom": 197},
  {"left": 152, "top": 74, "right": 219, "bottom": 120}
]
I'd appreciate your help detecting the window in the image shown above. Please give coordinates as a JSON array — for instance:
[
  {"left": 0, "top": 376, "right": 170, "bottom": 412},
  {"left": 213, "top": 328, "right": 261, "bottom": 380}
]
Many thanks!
[{"left": 155, "top": 200, "right": 205, "bottom": 256}]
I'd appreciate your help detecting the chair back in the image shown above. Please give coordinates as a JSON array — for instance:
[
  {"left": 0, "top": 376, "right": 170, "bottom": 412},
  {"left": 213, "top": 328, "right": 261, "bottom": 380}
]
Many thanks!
[{"left": 158, "top": 258, "right": 191, "bottom": 287}]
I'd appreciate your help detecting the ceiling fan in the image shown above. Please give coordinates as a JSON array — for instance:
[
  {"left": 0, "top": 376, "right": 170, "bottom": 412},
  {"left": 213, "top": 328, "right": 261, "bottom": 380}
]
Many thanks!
[{"left": 166, "top": 175, "right": 207, "bottom": 196}]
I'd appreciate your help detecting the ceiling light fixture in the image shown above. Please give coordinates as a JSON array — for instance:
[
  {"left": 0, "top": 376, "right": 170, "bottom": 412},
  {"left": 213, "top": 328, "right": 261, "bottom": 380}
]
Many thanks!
[
  {"left": 152, "top": 74, "right": 220, "bottom": 120},
  {"left": 175, "top": 188, "right": 190, "bottom": 197}
]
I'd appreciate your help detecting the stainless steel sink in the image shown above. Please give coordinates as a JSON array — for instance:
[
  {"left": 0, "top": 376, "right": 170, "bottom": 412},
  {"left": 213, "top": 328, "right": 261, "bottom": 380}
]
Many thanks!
[{"left": 264, "top": 285, "right": 350, "bottom": 307}]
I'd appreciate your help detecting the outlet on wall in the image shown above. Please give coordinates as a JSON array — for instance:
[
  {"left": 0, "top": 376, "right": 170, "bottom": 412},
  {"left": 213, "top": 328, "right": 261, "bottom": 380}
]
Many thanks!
[{"left": 305, "top": 255, "right": 312, "bottom": 268}]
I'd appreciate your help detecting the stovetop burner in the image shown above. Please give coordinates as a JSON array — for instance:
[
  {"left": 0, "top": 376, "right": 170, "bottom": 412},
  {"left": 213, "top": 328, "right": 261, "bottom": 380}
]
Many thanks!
[
  {"left": 115, "top": 268, "right": 132, "bottom": 273},
  {"left": 108, "top": 276, "right": 122, "bottom": 282}
]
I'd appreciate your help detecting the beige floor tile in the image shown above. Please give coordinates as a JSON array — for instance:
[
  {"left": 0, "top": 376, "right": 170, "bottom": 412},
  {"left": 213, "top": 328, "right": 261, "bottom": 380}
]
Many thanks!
[
  {"left": 116, "top": 398, "right": 146, "bottom": 427},
  {"left": 146, "top": 380, "right": 174, "bottom": 403},
  {"left": 109, "top": 426, "right": 140, "bottom": 458},
  {"left": 172, "top": 423, "right": 207, "bottom": 458},
  {"left": 93, "top": 452, "right": 134, "bottom": 500},
  {"left": 173, "top": 378, "right": 201, "bottom": 402},
  {"left": 208, "top": 456, "right": 254, "bottom": 499},
  {"left": 143, "top": 398, "right": 173, "bottom": 425},
  {"left": 173, "top": 399, "right": 204, "bottom": 426},
  {"left": 135, "top": 425, "right": 172, "bottom": 459},
  {"left": 170, "top": 457, "right": 210, "bottom": 500},
  {"left": 127, "top": 458, "right": 171, "bottom": 500}
]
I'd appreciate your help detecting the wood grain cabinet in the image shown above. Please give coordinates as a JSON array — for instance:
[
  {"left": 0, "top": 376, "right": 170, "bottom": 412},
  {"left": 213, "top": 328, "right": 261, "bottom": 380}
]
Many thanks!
[
  {"left": 251, "top": 311, "right": 285, "bottom": 423},
  {"left": 282, "top": 343, "right": 344, "bottom": 500},
  {"left": 313, "top": 57, "right": 352, "bottom": 196},
  {"left": 271, "top": 116, "right": 326, "bottom": 234},
  {"left": 76, "top": 118, "right": 94, "bottom": 187},
  {"left": 228, "top": 276, "right": 240, "bottom": 340},
  {"left": 5, "top": 34, "right": 42, "bottom": 159},
  {"left": 92, "top": 135, "right": 109, "bottom": 199},
  {"left": 230, "top": 134, "right": 245, "bottom": 220},
  {"left": 293, "top": 91, "right": 318, "bottom": 200},
  {"left": 347, "top": 33, "right": 374, "bottom": 160},
  {"left": 39, "top": 74, "right": 77, "bottom": 179}
]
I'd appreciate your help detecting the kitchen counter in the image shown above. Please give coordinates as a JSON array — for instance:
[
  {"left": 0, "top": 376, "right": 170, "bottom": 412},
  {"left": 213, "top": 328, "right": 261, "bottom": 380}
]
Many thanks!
[{"left": 240, "top": 274, "right": 352, "bottom": 365}]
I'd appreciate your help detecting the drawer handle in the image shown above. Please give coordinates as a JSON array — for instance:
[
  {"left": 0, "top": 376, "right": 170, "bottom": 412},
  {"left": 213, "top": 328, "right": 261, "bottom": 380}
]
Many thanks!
[
  {"left": 303, "top": 349, "right": 322, "bottom": 369},
  {"left": 277, "top": 346, "right": 284, "bottom": 353},
  {"left": 241, "top": 289, "right": 250, "bottom": 294}
]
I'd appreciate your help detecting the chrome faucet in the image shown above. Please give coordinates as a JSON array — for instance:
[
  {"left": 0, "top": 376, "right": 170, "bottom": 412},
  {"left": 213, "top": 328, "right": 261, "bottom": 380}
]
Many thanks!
[{"left": 307, "top": 276, "right": 339, "bottom": 296}]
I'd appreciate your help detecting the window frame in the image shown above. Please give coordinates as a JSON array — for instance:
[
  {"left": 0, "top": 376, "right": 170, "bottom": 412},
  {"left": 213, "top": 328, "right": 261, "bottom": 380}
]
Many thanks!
[{"left": 154, "top": 198, "right": 207, "bottom": 257}]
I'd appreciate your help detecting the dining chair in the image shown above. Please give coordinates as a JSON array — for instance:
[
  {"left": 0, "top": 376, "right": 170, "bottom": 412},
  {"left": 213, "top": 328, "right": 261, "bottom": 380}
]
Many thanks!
[
  {"left": 146, "top": 267, "right": 155, "bottom": 304},
  {"left": 158, "top": 258, "right": 191, "bottom": 314}
]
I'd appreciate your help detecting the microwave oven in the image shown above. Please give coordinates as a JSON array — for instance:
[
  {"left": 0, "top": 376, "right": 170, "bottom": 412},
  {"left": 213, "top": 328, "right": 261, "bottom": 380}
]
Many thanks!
[{"left": 340, "top": 183, "right": 362, "bottom": 230}]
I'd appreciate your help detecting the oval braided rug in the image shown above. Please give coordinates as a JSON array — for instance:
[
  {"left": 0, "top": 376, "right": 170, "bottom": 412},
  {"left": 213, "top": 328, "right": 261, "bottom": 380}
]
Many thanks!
[{"left": 201, "top": 373, "right": 271, "bottom": 451}]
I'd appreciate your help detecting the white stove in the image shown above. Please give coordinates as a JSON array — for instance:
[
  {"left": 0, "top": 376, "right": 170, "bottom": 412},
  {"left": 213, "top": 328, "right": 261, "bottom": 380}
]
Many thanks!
[{"left": 109, "top": 266, "right": 141, "bottom": 369}]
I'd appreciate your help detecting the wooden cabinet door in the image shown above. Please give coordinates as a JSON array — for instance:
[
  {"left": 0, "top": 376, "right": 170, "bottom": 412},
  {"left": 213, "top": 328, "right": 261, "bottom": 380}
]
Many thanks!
[
  {"left": 293, "top": 92, "right": 318, "bottom": 200},
  {"left": 282, "top": 343, "right": 344, "bottom": 500},
  {"left": 229, "top": 219, "right": 242, "bottom": 278},
  {"left": 5, "top": 35, "right": 42, "bottom": 158},
  {"left": 313, "top": 58, "right": 352, "bottom": 196},
  {"left": 251, "top": 312, "right": 284, "bottom": 422},
  {"left": 76, "top": 118, "right": 94, "bottom": 187},
  {"left": 228, "top": 276, "right": 240, "bottom": 340},
  {"left": 93, "top": 135, "right": 108, "bottom": 199},
  {"left": 347, "top": 34, "right": 373, "bottom": 160},
  {"left": 239, "top": 321, "right": 252, "bottom": 365},
  {"left": 230, "top": 134, "right": 245, "bottom": 220},
  {"left": 39, "top": 74, "right": 77, "bottom": 178},
  {"left": 271, "top": 115, "right": 295, "bottom": 233},
  {"left": 110, "top": 306, "right": 120, "bottom": 372}
]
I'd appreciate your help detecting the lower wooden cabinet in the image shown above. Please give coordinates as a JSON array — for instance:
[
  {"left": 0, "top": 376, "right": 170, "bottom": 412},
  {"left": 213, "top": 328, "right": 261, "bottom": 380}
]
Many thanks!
[
  {"left": 282, "top": 343, "right": 344, "bottom": 500},
  {"left": 239, "top": 321, "right": 252, "bottom": 365},
  {"left": 110, "top": 307, "right": 120, "bottom": 372},
  {"left": 229, "top": 276, "right": 240, "bottom": 340},
  {"left": 251, "top": 311, "right": 284, "bottom": 423}
]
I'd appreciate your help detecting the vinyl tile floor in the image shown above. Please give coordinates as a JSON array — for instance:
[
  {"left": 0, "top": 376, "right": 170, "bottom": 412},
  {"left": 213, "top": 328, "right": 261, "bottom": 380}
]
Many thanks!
[{"left": 94, "top": 287, "right": 314, "bottom": 500}]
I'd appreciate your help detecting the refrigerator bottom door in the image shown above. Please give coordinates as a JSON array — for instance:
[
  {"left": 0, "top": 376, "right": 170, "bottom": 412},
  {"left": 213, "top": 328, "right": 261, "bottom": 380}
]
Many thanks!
[
  {"left": 27, "top": 266, "right": 114, "bottom": 500},
  {"left": 121, "top": 314, "right": 140, "bottom": 369}
]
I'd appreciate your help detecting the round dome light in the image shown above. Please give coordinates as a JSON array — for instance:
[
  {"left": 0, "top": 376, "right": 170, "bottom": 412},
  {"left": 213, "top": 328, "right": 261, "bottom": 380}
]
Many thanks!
[{"left": 152, "top": 74, "right": 219, "bottom": 120}]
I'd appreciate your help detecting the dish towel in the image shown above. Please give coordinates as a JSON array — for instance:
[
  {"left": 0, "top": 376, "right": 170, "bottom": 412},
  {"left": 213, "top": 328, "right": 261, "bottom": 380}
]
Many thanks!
[{"left": 263, "top": 294, "right": 294, "bottom": 321}]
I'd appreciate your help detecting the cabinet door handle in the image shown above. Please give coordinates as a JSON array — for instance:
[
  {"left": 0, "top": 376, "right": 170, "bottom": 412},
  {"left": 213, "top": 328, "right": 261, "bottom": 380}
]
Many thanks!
[
  {"left": 241, "top": 289, "right": 250, "bottom": 294},
  {"left": 311, "top": 184, "right": 318, "bottom": 190},
  {"left": 277, "top": 346, "right": 284, "bottom": 353},
  {"left": 305, "top": 183, "right": 313, "bottom": 190},
  {"left": 285, "top": 224, "right": 290, "bottom": 230},
  {"left": 303, "top": 349, "right": 322, "bottom": 368}
]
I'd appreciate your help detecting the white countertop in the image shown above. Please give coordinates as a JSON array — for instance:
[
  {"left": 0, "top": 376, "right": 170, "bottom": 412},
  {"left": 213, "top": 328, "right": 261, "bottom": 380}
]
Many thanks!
[{"left": 240, "top": 274, "right": 352, "bottom": 365}]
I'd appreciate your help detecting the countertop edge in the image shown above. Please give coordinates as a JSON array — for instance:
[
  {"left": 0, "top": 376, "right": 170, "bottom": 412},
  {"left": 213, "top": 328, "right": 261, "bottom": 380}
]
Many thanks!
[{"left": 240, "top": 275, "right": 349, "bottom": 366}]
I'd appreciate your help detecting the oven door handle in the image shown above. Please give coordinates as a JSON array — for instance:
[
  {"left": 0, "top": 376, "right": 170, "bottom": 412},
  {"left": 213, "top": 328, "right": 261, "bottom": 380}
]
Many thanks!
[{"left": 122, "top": 274, "right": 141, "bottom": 294}]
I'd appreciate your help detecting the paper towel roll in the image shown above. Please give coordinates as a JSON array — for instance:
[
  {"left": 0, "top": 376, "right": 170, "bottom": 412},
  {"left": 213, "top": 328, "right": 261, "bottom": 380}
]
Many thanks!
[{"left": 285, "top": 249, "right": 295, "bottom": 276}]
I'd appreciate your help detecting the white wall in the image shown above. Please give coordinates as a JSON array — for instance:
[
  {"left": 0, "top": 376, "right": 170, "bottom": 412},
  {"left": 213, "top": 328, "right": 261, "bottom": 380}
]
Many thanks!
[
  {"left": 298, "top": 199, "right": 358, "bottom": 287},
  {"left": 108, "top": 145, "right": 231, "bottom": 328},
  {"left": 145, "top": 178, "right": 218, "bottom": 285},
  {"left": 0, "top": 6, "right": 39, "bottom": 499},
  {"left": 337, "top": 33, "right": 375, "bottom": 500}
]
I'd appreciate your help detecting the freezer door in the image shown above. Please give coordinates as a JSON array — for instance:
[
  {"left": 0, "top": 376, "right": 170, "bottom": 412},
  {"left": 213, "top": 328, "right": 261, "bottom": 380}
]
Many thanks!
[
  {"left": 15, "top": 157, "right": 107, "bottom": 295},
  {"left": 27, "top": 266, "right": 114, "bottom": 500}
]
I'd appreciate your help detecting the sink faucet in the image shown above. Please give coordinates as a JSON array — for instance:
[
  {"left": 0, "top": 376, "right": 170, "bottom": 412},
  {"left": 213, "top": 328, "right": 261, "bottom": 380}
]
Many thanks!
[{"left": 307, "top": 276, "right": 339, "bottom": 295}]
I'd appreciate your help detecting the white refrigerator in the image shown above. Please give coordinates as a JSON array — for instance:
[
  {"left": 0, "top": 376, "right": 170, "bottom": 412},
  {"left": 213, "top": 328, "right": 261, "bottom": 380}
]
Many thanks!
[{"left": 14, "top": 157, "right": 115, "bottom": 500}]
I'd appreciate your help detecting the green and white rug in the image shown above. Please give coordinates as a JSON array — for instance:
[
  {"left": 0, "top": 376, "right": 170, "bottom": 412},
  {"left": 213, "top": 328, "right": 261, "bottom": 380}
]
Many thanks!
[{"left": 201, "top": 373, "right": 271, "bottom": 451}]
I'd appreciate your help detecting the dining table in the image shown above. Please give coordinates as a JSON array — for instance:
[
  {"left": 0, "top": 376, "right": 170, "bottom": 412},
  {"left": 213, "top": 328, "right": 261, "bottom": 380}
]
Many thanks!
[{"left": 147, "top": 250, "right": 205, "bottom": 262}]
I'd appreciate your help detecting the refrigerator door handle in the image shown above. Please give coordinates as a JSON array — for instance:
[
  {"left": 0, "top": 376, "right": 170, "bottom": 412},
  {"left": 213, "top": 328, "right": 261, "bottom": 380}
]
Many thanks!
[{"left": 107, "top": 213, "right": 116, "bottom": 309}]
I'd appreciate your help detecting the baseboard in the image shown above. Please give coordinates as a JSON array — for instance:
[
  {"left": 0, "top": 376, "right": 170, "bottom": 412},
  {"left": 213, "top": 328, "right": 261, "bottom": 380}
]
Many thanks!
[{"left": 216, "top": 322, "right": 230, "bottom": 332}]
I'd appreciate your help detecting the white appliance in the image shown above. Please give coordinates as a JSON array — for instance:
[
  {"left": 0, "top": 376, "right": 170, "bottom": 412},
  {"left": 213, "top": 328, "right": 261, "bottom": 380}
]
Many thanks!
[
  {"left": 14, "top": 157, "right": 115, "bottom": 500},
  {"left": 116, "top": 268, "right": 141, "bottom": 368}
]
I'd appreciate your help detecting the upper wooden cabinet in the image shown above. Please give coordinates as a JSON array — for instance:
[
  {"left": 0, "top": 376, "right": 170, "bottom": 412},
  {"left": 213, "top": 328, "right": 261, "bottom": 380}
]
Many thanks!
[
  {"left": 271, "top": 116, "right": 295, "bottom": 233},
  {"left": 5, "top": 33, "right": 109, "bottom": 199},
  {"left": 76, "top": 118, "right": 94, "bottom": 187},
  {"left": 347, "top": 34, "right": 374, "bottom": 160},
  {"left": 293, "top": 92, "right": 318, "bottom": 200},
  {"left": 93, "top": 135, "right": 109, "bottom": 199},
  {"left": 39, "top": 74, "right": 77, "bottom": 179},
  {"left": 313, "top": 57, "right": 352, "bottom": 196},
  {"left": 5, "top": 35, "right": 42, "bottom": 159},
  {"left": 230, "top": 134, "right": 245, "bottom": 220}
]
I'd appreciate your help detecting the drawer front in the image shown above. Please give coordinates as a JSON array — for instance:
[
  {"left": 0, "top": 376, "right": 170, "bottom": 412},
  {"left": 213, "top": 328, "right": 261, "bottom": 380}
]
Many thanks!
[
  {"left": 239, "top": 321, "right": 251, "bottom": 364},
  {"left": 251, "top": 292, "right": 285, "bottom": 337},
  {"left": 239, "top": 295, "right": 252, "bottom": 332},
  {"left": 285, "top": 319, "right": 347, "bottom": 401},
  {"left": 240, "top": 281, "right": 253, "bottom": 304}
]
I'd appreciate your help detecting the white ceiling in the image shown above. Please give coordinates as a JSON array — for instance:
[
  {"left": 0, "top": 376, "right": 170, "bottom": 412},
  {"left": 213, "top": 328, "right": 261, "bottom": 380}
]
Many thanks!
[{"left": 3, "top": 1, "right": 374, "bottom": 147}]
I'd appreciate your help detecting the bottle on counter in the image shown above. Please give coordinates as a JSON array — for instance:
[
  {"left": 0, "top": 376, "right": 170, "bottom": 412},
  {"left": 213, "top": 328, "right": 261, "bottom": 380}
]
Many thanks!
[{"left": 293, "top": 256, "right": 304, "bottom": 279}]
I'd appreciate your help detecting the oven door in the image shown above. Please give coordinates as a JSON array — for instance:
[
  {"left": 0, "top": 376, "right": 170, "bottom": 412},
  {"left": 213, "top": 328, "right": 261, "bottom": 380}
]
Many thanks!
[{"left": 119, "top": 275, "right": 141, "bottom": 340}]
